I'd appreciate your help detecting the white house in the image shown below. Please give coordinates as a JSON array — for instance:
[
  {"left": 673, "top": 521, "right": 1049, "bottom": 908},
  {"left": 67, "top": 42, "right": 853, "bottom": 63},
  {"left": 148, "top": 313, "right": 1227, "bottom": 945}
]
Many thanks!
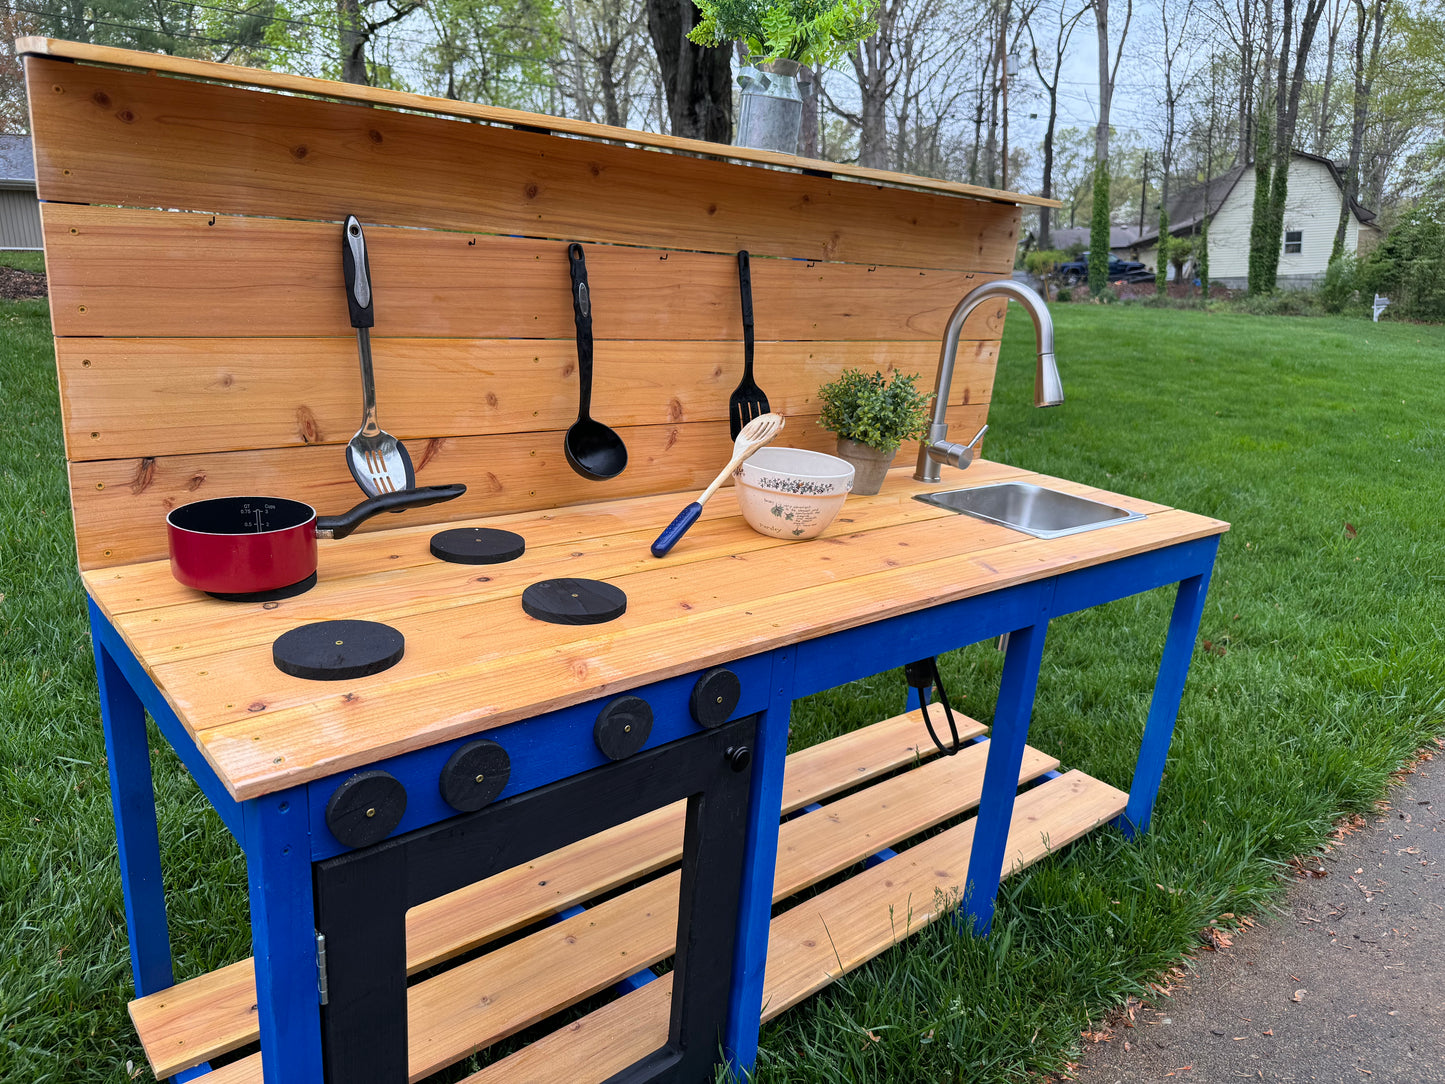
[
  {"left": 1128, "top": 151, "right": 1382, "bottom": 289},
  {"left": 0, "top": 134, "right": 42, "bottom": 251}
]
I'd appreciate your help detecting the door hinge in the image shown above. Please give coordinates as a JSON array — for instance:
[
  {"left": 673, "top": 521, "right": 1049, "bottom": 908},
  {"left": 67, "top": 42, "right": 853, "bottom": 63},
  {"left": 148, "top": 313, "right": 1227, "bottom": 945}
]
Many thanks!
[{"left": 315, "top": 932, "right": 329, "bottom": 1006}]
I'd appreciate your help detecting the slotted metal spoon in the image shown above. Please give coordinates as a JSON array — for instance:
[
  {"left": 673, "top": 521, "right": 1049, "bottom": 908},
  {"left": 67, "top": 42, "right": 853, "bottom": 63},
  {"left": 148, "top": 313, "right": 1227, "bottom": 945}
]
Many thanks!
[{"left": 342, "top": 215, "right": 415, "bottom": 497}]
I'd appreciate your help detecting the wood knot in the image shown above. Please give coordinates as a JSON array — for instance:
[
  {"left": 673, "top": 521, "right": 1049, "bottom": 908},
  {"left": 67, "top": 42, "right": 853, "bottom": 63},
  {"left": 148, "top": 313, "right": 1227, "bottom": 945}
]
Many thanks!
[
  {"left": 588, "top": 163, "right": 600, "bottom": 177},
  {"left": 570, "top": 551, "right": 584, "bottom": 558},
  {"left": 962, "top": 387, "right": 971, "bottom": 404},
  {"left": 342, "top": 692, "right": 357, "bottom": 702},
  {"left": 679, "top": 601, "right": 692, "bottom": 611},
  {"left": 116, "top": 110, "right": 135, "bottom": 124},
  {"left": 473, "top": 575, "right": 491, "bottom": 583},
  {"left": 562, "top": 361, "right": 575, "bottom": 378},
  {"left": 129, "top": 457, "right": 156, "bottom": 495},
  {"left": 483, "top": 471, "right": 502, "bottom": 492},
  {"left": 91, "top": 90, "right": 110, "bottom": 108},
  {"left": 416, "top": 437, "right": 447, "bottom": 471},
  {"left": 186, "top": 472, "right": 207, "bottom": 492},
  {"left": 294, "top": 405, "right": 322, "bottom": 444},
  {"left": 570, "top": 660, "right": 588, "bottom": 680},
  {"left": 706, "top": 203, "right": 717, "bottom": 215},
  {"left": 247, "top": 702, "right": 267, "bottom": 713},
  {"left": 368, "top": 129, "right": 383, "bottom": 144},
  {"left": 485, "top": 391, "right": 499, "bottom": 408},
  {"left": 663, "top": 428, "right": 679, "bottom": 451},
  {"left": 524, "top": 182, "right": 539, "bottom": 199},
  {"left": 666, "top": 398, "right": 683, "bottom": 422},
  {"left": 291, "top": 145, "right": 309, "bottom": 160}
]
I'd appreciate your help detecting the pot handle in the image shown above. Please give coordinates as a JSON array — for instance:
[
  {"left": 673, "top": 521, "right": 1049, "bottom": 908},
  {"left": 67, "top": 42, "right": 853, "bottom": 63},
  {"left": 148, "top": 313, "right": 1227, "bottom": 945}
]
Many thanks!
[{"left": 316, "top": 484, "right": 467, "bottom": 540}]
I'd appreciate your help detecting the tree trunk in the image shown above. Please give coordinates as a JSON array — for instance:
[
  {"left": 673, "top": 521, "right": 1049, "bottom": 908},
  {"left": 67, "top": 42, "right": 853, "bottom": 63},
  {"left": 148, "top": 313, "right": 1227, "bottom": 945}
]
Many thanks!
[
  {"left": 1332, "top": 0, "right": 1387, "bottom": 259},
  {"left": 1089, "top": 0, "right": 1112, "bottom": 296},
  {"left": 338, "top": 0, "right": 368, "bottom": 84},
  {"left": 645, "top": 0, "right": 733, "bottom": 141},
  {"left": 1039, "top": 91, "right": 1057, "bottom": 248},
  {"left": 1315, "top": 0, "right": 1343, "bottom": 153}
]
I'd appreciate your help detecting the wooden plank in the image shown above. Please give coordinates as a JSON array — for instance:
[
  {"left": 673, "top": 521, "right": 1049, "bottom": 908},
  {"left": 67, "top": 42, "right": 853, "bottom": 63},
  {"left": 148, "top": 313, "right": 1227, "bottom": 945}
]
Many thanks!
[
  {"left": 160, "top": 503, "right": 1199, "bottom": 740},
  {"left": 41, "top": 205, "right": 1010, "bottom": 341},
  {"left": 464, "top": 770, "right": 1125, "bottom": 1084},
  {"left": 98, "top": 490, "right": 971, "bottom": 666},
  {"left": 143, "top": 504, "right": 1222, "bottom": 800},
  {"left": 17, "top": 38, "right": 1058, "bottom": 210},
  {"left": 127, "top": 708, "right": 993, "bottom": 1078},
  {"left": 127, "top": 959, "right": 257, "bottom": 1076},
  {"left": 26, "top": 56, "right": 1022, "bottom": 272},
  {"left": 66, "top": 405, "right": 989, "bottom": 569},
  {"left": 57, "top": 337, "right": 994, "bottom": 461},
  {"left": 85, "top": 471, "right": 1003, "bottom": 618},
  {"left": 762, "top": 771, "right": 1127, "bottom": 1019}
]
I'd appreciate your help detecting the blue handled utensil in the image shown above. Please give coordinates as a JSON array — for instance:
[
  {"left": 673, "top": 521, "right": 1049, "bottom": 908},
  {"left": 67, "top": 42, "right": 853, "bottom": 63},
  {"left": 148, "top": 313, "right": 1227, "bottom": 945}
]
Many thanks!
[{"left": 651, "top": 413, "right": 784, "bottom": 557}]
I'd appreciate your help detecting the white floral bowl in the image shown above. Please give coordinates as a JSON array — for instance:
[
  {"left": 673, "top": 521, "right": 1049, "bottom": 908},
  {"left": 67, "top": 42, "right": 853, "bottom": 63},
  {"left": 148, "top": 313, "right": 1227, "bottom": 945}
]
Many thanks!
[{"left": 734, "top": 447, "right": 855, "bottom": 541}]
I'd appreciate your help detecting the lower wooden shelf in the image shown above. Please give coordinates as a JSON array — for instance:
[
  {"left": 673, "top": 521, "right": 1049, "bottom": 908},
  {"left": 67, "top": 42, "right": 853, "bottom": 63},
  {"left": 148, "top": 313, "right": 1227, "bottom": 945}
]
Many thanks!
[{"left": 128, "top": 710, "right": 1124, "bottom": 1083}]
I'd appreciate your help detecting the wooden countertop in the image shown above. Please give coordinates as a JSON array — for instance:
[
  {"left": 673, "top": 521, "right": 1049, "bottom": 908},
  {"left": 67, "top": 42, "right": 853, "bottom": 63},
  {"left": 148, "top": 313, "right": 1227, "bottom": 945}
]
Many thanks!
[{"left": 84, "top": 462, "right": 1227, "bottom": 800}]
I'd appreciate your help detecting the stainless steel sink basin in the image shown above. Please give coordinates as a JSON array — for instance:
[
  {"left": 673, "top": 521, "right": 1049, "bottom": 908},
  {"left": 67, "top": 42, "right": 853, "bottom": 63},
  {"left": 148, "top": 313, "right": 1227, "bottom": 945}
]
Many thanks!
[{"left": 913, "top": 482, "right": 1145, "bottom": 539}]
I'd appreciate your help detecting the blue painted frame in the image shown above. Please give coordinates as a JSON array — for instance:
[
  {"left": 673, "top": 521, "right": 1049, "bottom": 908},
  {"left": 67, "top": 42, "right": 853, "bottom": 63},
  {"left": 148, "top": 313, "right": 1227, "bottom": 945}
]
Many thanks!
[{"left": 88, "top": 533, "right": 1219, "bottom": 1083}]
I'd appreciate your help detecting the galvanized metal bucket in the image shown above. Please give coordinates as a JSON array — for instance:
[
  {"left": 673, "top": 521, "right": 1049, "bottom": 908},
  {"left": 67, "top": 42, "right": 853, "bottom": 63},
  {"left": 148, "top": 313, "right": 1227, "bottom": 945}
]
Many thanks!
[{"left": 735, "top": 60, "right": 803, "bottom": 154}]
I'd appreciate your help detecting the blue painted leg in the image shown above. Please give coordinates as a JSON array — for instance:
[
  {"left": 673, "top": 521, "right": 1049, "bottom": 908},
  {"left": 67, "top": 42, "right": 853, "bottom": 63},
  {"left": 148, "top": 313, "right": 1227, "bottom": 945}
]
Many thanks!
[
  {"left": 961, "top": 621, "right": 1049, "bottom": 936},
  {"left": 244, "top": 789, "right": 324, "bottom": 1084},
  {"left": 93, "top": 630, "right": 175, "bottom": 997},
  {"left": 1118, "top": 563, "right": 1215, "bottom": 838},
  {"left": 722, "top": 649, "right": 796, "bottom": 1073}
]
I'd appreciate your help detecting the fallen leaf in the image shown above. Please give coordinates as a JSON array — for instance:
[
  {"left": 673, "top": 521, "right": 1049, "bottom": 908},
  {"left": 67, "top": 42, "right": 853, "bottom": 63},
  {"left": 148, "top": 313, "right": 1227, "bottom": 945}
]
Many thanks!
[
  {"left": 1345, "top": 523, "right": 1358, "bottom": 539},
  {"left": 1293, "top": 989, "right": 1307, "bottom": 1002}
]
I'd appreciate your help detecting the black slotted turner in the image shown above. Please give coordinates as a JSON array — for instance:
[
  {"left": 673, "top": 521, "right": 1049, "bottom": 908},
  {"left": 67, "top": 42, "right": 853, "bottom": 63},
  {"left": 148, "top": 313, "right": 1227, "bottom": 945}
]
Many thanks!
[{"left": 728, "top": 250, "right": 771, "bottom": 440}]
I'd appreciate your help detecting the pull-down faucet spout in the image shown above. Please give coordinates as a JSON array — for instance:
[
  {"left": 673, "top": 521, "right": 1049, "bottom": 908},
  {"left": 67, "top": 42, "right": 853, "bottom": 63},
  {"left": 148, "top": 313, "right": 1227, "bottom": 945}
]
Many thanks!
[{"left": 914, "top": 279, "right": 1062, "bottom": 483}]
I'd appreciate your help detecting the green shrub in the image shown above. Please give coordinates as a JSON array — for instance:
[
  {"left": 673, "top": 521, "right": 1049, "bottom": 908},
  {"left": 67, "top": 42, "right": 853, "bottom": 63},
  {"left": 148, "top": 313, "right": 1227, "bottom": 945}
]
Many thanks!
[
  {"left": 1321, "top": 254, "right": 1361, "bottom": 314},
  {"left": 1092, "top": 286, "right": 1118, "bottom": 304},
  {"left": 1229, "top": 290, "right": 1324, "bottom": 317},
  {"left": 1056, "top": 287, "right": 1073, "bottom": 302},
  {"left": 1025, "top": 248, "right": 1067, "bottom": 300},
  {"left": 817, "top": 368, "right": 932, "bottom": 453},
  {"left": 1361, "top": 201, "right": 1445, "bottom": 323},
  {"left": 1088, "top": 160, "right": 1111, "bottom": 296}
]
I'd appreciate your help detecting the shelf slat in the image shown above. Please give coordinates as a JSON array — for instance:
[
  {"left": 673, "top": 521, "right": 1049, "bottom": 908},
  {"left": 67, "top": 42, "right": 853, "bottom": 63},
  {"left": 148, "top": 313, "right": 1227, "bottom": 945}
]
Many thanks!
[
  {"left": 470, "top": 769, "right": 1127, "bottom": 1083},
  {"left": 131, "top": 706, "right": 981, "bottom": 1077}
]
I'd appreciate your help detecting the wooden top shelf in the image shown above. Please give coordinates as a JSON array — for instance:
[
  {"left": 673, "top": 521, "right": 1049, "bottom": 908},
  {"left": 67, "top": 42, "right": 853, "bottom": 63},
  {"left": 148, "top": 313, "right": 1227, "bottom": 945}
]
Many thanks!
[
  {"left": 83, "top": 461, "right": 1227, "bottom": 801},
  {"left": 16, "top": 36, "right": 1059, "bottom": 210}
]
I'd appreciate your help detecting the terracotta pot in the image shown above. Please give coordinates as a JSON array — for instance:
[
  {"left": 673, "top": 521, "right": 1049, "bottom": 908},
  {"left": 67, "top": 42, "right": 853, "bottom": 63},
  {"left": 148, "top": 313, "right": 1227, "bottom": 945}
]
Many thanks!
[{"left": 834, "top": 438, "right": 894, "bottom": 495}]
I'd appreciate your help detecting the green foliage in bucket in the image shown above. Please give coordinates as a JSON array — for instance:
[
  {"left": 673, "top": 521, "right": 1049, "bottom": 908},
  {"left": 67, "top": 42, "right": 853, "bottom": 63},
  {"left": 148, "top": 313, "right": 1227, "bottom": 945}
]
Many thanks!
[
  {"left": 687, "top": 0, "right": 878, "bottom": 68},
  {"left": 817, "top": 368, "right": 933, "bottom": 455}
]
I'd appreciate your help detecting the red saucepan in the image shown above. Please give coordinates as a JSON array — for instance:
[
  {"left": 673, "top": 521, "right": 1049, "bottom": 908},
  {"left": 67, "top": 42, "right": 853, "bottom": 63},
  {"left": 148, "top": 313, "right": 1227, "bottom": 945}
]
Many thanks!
[{"left": 167, "top": 484, "right": 466, "bottom": 596}]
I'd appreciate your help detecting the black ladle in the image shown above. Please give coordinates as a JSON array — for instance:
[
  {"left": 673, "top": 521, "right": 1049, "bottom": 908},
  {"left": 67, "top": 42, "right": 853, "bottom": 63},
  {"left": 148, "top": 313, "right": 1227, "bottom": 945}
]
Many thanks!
[{"left": 564, "top": 243, "right": 628, "bottom": 480}]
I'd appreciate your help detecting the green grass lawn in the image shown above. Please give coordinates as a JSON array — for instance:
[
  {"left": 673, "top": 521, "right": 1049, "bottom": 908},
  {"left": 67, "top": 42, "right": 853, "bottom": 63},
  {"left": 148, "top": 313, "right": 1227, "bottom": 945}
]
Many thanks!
[
  {"left": 2, "top": 299, "right": 1442, "bottom": 1083},
  {"left": 0, "top": 250, "right": 45, "bottom": 273}
]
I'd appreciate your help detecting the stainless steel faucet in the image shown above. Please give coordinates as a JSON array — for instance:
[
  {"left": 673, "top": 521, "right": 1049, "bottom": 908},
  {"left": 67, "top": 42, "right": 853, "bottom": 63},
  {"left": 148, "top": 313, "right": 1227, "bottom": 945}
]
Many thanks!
[{"left": 914, "top": 278, "right": 1063, "bottom": 483}]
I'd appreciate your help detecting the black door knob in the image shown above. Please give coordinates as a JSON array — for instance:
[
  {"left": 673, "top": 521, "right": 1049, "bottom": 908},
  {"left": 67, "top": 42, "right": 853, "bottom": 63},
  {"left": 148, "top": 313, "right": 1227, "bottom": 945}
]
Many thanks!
[
  {"left": 325, "top": 770, "right": 407, "bottom": 848},
  {"left": 594, "top": 695, "right": 654, "bottom": 761},
  {"left": 726, "top": 745, "right": 751, "bottom": 773},
  {"left": 690, "top": 667, "right": 741, "bottom": 728}
]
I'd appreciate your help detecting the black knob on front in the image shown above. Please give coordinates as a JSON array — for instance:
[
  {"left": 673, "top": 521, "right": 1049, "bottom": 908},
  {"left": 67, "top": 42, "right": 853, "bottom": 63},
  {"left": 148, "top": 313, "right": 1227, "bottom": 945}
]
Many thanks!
[
  {"left": 690, "top": 667, "right": 741, "bottom": 728},
  {"left": 325, "top": 769, "right": 407, "bottom": 848},
  {"left": 594, "top": 695, "right": 653, "bottom": 761},
  {"left": 726, "top": 745, "right": 752, "bottom": 773},
  {"left": 439, "top": 739, "right": 511, "bottom": 812}
]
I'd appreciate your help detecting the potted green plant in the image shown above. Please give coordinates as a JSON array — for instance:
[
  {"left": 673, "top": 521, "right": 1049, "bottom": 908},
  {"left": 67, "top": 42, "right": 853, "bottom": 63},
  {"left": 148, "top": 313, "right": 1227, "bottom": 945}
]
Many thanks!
[
  {"left": 816, "top": 368, "right": 932, "bottom": 495},
  {"left": 687, "top": 0, "right": 878, "bottom": 153}
]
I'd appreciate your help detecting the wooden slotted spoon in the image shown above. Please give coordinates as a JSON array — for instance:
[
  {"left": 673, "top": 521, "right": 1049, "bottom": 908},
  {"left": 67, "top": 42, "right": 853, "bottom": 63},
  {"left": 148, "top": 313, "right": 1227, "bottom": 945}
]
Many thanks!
[{"left": 650, "top": 413, "right": 785, "bottom": 557}]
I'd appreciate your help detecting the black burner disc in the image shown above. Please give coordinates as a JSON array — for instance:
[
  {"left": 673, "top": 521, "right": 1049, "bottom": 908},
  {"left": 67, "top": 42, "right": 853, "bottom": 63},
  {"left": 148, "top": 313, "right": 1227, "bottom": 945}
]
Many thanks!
[
  {"left": 208, "top": 571, "right": 317, "bottom": 603},
  {"left": 521, "top": 578, "right": 626, "bottom": 625},
  {"left": 430, "top": 527, "right": 526, "bottom": 565},
  {"left": 273, "top": 619, "right": 405, "bottom": 681}
]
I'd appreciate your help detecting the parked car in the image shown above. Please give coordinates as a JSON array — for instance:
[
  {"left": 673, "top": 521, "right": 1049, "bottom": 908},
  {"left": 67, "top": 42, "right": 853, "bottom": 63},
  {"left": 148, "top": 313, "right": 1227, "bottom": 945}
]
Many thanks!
[{"left": 1057, "top": 251, "right": 1154, "bottom": 285}]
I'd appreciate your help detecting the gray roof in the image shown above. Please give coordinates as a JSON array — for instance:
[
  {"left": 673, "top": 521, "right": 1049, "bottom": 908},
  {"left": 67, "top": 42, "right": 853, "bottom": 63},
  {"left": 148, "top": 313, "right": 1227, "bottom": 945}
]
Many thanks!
[
  {"left": 1048, "top": 225, "right": 1141, "bottom": 250},
  {"left": 0, "top": 134, "right": 36, "bottom": 187},
  {"left": 1134, "top": 151, "right": 1376, "bottom": 246}
]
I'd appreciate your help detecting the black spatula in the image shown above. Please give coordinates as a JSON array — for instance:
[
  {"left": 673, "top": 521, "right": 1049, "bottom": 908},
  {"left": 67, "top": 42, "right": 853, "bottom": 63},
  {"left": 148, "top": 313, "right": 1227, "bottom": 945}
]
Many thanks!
[{"left": 728, "top": 250, "right": 771, "bottom": 440}]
